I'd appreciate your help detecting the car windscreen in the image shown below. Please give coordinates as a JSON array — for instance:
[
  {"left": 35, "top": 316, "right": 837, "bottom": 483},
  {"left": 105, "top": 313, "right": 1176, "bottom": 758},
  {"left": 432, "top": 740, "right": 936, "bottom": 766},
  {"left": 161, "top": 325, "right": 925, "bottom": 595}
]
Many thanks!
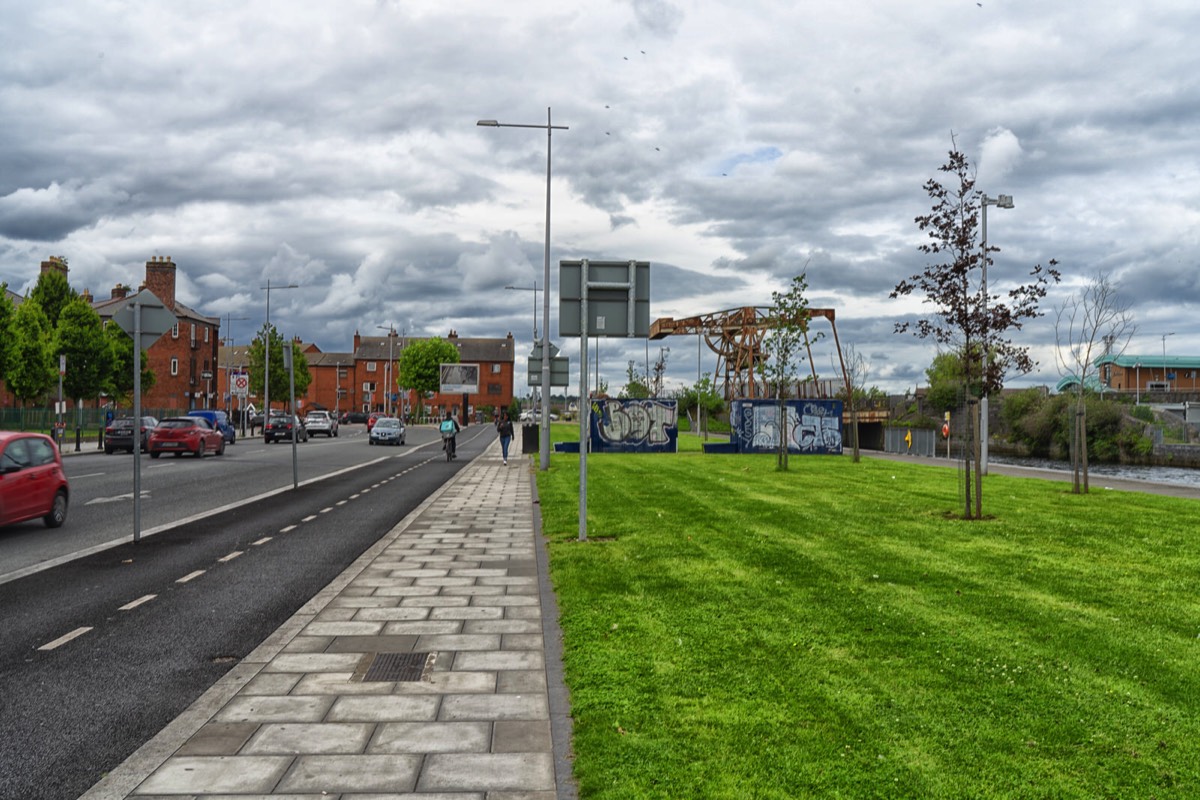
[{"left": 159, "top": 419, "right": 199, "bottom": 429}]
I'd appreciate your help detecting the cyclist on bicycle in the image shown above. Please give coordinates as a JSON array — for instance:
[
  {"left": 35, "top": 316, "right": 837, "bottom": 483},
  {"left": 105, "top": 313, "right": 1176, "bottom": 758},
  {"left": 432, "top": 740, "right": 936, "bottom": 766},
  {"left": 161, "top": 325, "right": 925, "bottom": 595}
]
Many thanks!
[{"left": 439, "top": 411, "right": 460, "bottom": 459}]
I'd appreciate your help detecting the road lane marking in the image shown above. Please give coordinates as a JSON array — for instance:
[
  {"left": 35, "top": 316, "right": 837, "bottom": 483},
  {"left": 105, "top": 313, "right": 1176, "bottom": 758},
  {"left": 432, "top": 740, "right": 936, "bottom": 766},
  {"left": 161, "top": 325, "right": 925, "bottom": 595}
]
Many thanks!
[
  {"left": 119, "top": 594, "right": 157, "bottom": 611},
  {"left": 319, "top": 507, "right": 333, "bottom": 514},
  {"left": 336, "top": 500, "right": 347, "bottom": 506},
  {"left": 177, "top": 570, "right": 206, "bottom": 583},
  {"left": 301, "top": 515, "right": 318, "bottom": 522},
  {"left": 218, "top": 551, "right": 243, "bottom": 563},
  {"left": 350, "top": 493, "right": 360, "bottom": 499},
  {"left": 71, "top": 472, "right": 107, "bottom": 479},
  {"left": 39, "top": 627, "right": 93, "bottom": 651},
  {"left": 252, "top": 537, "right": 272, "bottom": 545},
  {"left": 86, "top": 490, "right": 151, "bottom": 505},
  {"left": 280, "top": 525, "right": 297, "bottom": 533}
]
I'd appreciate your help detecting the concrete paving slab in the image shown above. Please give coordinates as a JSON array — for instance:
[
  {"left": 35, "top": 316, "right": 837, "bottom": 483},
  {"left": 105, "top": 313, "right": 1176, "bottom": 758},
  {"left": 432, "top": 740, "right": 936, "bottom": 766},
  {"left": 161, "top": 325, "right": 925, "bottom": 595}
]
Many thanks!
[
  {"left": 327, "top": 695, "right": 440, "bottom": 722},
  {"left": 276, "top": 754, "right": 422, "bottom": 793},
  {"left": 416, "top": 752, "right": 555, "bottom": 793},
  {"left": 133, "top": 756, "right": 293, "bottom": 794},
  {"left": 242, "top": 722, "right": 375, "bottom": 754},
  {"left": 369, "top": 721, "right": 491, "bottom": 753}
]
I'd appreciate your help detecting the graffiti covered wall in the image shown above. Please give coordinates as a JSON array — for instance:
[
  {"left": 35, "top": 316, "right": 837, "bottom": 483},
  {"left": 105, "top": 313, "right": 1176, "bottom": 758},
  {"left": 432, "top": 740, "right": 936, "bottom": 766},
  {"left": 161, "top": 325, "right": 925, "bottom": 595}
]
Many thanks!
[
  {"left": 590, "top": 398, "right": 678, "bottom": 453},
  {"left": 731, "top": 399, "right": 843, "bottom": 455}
]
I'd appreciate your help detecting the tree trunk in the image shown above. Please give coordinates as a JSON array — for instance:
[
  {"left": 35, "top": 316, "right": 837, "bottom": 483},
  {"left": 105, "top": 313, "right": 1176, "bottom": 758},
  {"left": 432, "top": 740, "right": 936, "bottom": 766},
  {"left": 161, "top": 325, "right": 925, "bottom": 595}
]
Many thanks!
[
  {"left": 972, "top": 399, "right": 982, "bottom": 519},
  {"left": 851, "top": 403, "right": 860, "bottom": 463},
  {"left": 1080, "top": 405, "right": 1090, "bottom": 493}
]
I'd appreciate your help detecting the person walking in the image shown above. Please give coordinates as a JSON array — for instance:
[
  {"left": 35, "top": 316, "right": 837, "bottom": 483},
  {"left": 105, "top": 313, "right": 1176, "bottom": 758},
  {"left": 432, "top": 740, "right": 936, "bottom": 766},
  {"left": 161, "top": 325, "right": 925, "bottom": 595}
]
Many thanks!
[{"left": 496, "top": 410, "right": 514, "bottom": 466}]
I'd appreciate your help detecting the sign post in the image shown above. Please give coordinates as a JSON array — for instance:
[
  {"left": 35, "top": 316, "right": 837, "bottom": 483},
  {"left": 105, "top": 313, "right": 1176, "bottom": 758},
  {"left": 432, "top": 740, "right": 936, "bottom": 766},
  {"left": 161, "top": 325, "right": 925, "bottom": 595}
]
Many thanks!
[
  {"left": 112, "top": 290, "right": 177, "bottom": 543},
  {"left": 560, "top": 259, "right": 650, "bottom": 541}
]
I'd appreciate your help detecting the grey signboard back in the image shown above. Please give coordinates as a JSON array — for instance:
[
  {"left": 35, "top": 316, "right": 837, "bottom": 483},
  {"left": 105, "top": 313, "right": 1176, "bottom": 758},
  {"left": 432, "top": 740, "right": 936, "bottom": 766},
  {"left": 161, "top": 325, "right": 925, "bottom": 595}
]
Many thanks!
[{"left": 559, "top": 260, "right": 650, "bottom": 338}]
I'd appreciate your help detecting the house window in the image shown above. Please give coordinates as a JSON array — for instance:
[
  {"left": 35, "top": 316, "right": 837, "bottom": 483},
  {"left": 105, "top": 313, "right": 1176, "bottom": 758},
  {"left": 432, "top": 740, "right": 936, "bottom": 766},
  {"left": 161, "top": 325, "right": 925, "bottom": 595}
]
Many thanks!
[
  {"left": 487, "top": 383, "right": 502, "bottom": 395},
  {"left": 204, "top": 326, "right": 209, "bottom": 343},
  {"left": 491, "top": 364, "right": 502, "bottom": 374},
  {"left": 366, "top": 362, "right": 377, "bottom": 372},
  {"left": 190, "top": 323, "right": 196, "bottom": 345},
  {"left": 363, "top": 382, "right": 376, "bottom": 392},
  {"left": 170, "top": 357, "right": 179, "bottom": 376},
  {"left": 171, "top": 322, "right": 179, "bottom": 338}
]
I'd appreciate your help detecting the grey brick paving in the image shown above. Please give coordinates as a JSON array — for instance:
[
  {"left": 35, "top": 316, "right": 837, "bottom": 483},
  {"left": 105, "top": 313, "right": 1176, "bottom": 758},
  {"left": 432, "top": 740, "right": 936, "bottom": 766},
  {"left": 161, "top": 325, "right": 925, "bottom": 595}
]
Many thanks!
[{"left": 79, "top": 441, "right": 575, "bottom": 799}]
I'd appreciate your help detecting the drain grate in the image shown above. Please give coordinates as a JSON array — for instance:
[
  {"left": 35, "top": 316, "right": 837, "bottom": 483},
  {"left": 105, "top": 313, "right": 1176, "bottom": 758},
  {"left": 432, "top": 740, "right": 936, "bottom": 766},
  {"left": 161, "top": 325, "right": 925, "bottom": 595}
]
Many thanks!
[{"left": 357, "top": 651, "right": 433, "bottom": 682}]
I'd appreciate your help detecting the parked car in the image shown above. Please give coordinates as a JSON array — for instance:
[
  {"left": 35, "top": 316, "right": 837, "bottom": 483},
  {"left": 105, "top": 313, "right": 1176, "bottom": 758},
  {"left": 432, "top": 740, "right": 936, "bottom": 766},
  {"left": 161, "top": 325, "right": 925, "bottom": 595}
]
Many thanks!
[
  {"left": 249, "top": 409, "right": 288, "bottom": 434},
  {"left": 187, "top": 409, "right": 237, "bottom": 444},
  {"left": 340, "top": 411, "right": 369, "bottom": 424},
  {"left": 304, "top": 410, "right": 338, "bottom": 437},
  {"left": 368, "top": 417, "right": 406, "bottom": 446},
  {"left": 264, "top": 414, "right": 309, "bottom": 443},
  {"left": 0, "top": 431, "right": 69, "bottom": 528},
  {"left": 148, "top": 417, "right": 227, "bottom": 458},
  {"left": 104, "top": 415, "right": 158, "bottom": 454}
]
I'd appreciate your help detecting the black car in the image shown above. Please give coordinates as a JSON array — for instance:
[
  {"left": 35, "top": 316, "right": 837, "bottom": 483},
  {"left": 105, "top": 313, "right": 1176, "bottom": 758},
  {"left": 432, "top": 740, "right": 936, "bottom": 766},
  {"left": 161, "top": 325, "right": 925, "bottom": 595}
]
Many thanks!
[
  {"left": 340, "top": 411, "right": 369, "bottom": 424},
  {"left": 104, "top": 416, "right": 158, "bottom": 454},
  {"left": 264, "top": 414, "right": 308, "bottom": 443}
]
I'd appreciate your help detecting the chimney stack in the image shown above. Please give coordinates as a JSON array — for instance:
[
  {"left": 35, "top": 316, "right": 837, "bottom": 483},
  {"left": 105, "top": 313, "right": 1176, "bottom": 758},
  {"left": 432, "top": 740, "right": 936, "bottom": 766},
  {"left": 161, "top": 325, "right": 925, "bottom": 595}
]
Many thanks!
[
  {"left": 143, "top": 255, "right": 177, "bottom": 310},
  {"left": 111, "top": 284, "right": 130, "bottom": 301}
]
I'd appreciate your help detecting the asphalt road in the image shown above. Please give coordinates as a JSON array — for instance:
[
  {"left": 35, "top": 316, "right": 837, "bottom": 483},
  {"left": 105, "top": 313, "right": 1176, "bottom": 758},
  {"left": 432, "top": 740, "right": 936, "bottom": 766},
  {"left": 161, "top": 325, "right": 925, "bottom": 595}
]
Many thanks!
[{"left": 0, "top": 422, "right": 497, "bottom": 800}]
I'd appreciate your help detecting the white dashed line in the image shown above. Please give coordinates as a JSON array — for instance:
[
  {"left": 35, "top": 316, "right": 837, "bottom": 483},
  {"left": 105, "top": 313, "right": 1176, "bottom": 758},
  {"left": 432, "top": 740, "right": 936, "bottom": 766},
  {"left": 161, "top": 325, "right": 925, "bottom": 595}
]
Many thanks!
[
  {"left": 335, "top": 500, "right": 347, "bottom": 506},
  {"left": 177, "top": 570, "right": 206, "bottom": 583},
  {"left": 350, "top": 494, "right": 360, "bottom": 499},
  {"left": 39, "top": 627, "right": 93, "bottom": 651},
  {"left": 119, "top": 594, "right": 157, "bottom": 611},
  {"left": 280, "top": 525, "right": 297, "bottom": 533},
  {"left": 252, "top": 537, "right": 272, "bottom": 546},
  {"left": 218, "top": 551, "right": 243, "bottom": 563},
  {"left": 319, "top": 507, "right": 333, "bottom": 514},
  {"left": 301, "top": 515, "right": 318, "bottom": 522}
]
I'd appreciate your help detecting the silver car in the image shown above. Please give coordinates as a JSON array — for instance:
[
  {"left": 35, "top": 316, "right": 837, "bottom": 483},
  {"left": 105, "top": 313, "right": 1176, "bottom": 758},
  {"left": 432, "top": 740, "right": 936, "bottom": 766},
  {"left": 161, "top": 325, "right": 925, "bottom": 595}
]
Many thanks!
[
  {"left": 304, "top": 410, "right": 338, "bottom": 437},
  {"left": 368, "top": 417, "right": 405, "bottom": 446}
]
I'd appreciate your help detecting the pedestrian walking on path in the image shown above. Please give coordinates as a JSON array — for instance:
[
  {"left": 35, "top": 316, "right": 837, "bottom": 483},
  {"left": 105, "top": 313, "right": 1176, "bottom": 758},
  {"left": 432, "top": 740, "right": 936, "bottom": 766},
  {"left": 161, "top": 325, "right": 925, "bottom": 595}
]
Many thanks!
[{"left": 496, "top": 410, "right": 514, "bottom": 466}]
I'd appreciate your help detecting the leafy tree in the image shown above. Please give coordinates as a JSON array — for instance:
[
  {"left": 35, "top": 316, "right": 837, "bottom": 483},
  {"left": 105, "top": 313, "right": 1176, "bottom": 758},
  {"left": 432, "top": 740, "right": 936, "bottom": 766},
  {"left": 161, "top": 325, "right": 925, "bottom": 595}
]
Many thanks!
[
  {"left": 620, "top": 360, "right": 650, "bottom": 399},
  {"left": 5, "top": 300, "right": 56, "bottom": 406},
  {"left": 758, "top": 274, "right": 815, "bottom": 471},
  {"left": 676, "top": 373, "right": 725, "bottom": 437},
  {"left": 29, "top": 267, "right": 77, "bottom": 329},
  {"left": 0, "top": 283, "right": 14, "bottom": 387},
  {"left": 1054, "top": 272, "right": 1136, "bottom": 494},
  {"left": 57, "top": 297, "right": 115, "bottom": 406},
  {"left": 891, "top": 145, "right": 1059, "bottom": 518},
  {"left": 246, "top": 325, "right": 312, "bottom": 410},
  {"left": 398, "top": 337, "right": 459, "bottom": 418},
  {"left": 105, "top": 322, "right": 155, "bottom": 404},
  {"left": 925, "top": 351, "right": 969, "bottom": 413},
  {"left": 836, "top": 343, "right": 871, "bottom": 462}
]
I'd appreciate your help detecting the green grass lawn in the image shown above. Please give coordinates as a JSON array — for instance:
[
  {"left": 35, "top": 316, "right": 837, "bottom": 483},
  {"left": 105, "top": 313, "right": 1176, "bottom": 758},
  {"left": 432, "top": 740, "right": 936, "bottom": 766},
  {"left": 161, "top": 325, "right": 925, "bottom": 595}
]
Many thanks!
[{"left": 535, "top": 449, "right": 1200, "bottom": 799}]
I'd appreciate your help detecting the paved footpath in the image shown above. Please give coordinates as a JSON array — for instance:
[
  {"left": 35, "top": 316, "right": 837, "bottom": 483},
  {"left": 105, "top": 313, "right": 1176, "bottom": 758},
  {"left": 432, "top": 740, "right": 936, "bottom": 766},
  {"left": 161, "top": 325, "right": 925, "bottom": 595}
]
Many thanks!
[{"left": 81, "top": 440, "right": 576, "bottom": 800}]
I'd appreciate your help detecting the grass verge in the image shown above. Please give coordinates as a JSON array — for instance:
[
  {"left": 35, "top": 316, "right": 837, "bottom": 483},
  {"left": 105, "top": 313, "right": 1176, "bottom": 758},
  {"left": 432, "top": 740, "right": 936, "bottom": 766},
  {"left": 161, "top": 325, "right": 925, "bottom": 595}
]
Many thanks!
[{"left": 536, "top": 450, "right": 1200, "bottom": 799}]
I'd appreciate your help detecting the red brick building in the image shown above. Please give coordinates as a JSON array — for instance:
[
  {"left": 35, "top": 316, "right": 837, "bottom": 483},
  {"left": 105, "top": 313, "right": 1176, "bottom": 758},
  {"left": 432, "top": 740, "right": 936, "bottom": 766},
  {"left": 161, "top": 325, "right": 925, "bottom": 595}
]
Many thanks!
[
  {"left": 217, "top": 330, "right": 516, "bottom": 421},
  {"left": 91, "top": 256, "right": 221, "bottom": 411}
]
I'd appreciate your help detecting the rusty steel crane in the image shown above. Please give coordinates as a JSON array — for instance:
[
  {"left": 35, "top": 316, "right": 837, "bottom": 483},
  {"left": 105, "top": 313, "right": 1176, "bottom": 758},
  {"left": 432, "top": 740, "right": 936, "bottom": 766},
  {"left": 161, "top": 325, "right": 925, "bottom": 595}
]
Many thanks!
[{"left": 648, "top": 306, "right": 850, "bottom": 402}]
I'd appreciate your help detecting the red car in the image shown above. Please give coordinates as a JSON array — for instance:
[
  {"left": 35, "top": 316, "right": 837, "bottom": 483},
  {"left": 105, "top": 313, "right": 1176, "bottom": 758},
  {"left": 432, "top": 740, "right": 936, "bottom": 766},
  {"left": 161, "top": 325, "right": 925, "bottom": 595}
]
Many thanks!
[
  {"left": 0, "top": 431, "right": 69, "bottom": 528},
  {"left": 366, "top": 412, "right": 383, "bottom": 431},
  {"left": 148, "top": 417, "right": 227, "bottom": 458}
]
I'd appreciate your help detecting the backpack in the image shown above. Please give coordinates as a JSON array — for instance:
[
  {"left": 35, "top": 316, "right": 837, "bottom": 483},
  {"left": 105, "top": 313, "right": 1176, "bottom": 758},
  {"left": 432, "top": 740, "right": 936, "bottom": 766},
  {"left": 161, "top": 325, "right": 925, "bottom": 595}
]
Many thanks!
[{"left": 439, "top": 419, "right": 456, "bottom": 434}]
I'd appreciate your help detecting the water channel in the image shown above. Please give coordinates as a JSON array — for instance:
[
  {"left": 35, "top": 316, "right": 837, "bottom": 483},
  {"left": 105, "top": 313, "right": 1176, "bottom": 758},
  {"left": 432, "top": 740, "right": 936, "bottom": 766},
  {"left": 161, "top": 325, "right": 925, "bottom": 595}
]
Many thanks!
[{"left": 990, "top": 456, "right": 1200, "bottom": 489}]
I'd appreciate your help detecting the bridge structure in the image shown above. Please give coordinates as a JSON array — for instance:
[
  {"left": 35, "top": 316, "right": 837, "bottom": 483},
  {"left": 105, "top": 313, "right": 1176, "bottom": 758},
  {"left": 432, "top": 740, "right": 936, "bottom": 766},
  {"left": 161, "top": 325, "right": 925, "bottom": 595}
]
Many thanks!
[{"left": 648, "top": 306, "right": 851, "bottom": 403}]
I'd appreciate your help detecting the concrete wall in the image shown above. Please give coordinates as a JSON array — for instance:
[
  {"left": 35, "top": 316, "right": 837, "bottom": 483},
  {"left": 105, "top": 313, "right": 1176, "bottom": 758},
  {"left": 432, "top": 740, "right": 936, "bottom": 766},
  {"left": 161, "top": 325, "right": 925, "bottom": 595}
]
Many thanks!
[
  {"left": 589, "top": 398, "right": 678, "bottom": 453},
  {"left": 730, "top": 399, "right": 844, "bottom": 455}
]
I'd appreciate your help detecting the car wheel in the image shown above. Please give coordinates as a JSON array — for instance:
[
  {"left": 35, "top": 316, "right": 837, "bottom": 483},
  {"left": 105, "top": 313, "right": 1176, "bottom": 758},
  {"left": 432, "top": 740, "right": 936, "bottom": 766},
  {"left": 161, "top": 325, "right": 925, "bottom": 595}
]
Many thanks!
[
  {"left": 104, "top": 446, "right": 114, "bottom": 455},
  {"left": 369, "top": 439, "right": 375, "bottom": 445},
  {"left": 128, "top": 448, "right": 135, "bottom": 454},
  {"left": 196, "top": 441, "right": 205, "bottom": 458},
  {"left": 333, "top": 430, "right": 338, "bottom": 437},
  {"left": 173, "top": 451, "right": 182, "bottom": 457},
  {"left": 217, "top": 439, "right": 226, "bottom": 456},
  {"left": 150, "top": 451, "right": 161, "bottom": 459},
  {"left": 43, "top": 490, "right": 68, "bottom": 528}
]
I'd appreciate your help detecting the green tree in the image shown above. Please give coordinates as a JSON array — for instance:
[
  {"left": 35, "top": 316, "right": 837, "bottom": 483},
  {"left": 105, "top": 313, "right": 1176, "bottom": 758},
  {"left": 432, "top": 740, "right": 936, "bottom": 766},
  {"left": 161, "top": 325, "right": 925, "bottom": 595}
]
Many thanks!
[
  {"left": 57, "top": 297, "right": 115, "bottom": 406},
  {"left": 398, "top": 337, "right": 460, "bottom": 418},
  {"left": 758, "top": 274, "right": 815, "bottom": 471},
  {"left": 924, "top": 351, "right": 969, "bottom": 413},
  {"left": 105, "top": 323, "right": 156, "bottom": 404},
  {"left": 30, "top": 267, "right": 77, "bottom": 329},
  {"left": 620, "top": 360, "right": 650, "bottom": 399},
  {"left": 0, "top": 283, "right": 14, "bottom": 387},
  {"left": 891, "top": 145, "right": 1058, "bottom": 518},
  {"left": 676, "top": 373, "right": 724, "bottom": 435},
  {"left": 246, "top": 325, "right": 312, "bottom": 410},
  {"left": 5, "top": 301, "right": 56, "bottom": 406}
]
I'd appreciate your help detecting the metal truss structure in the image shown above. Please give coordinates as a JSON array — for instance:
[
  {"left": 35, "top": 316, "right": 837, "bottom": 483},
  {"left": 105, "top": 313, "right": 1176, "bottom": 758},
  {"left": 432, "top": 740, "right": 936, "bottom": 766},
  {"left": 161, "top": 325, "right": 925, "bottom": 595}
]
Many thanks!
[{"left": 649, "top": 306, "right": 849, "bottom": 402}]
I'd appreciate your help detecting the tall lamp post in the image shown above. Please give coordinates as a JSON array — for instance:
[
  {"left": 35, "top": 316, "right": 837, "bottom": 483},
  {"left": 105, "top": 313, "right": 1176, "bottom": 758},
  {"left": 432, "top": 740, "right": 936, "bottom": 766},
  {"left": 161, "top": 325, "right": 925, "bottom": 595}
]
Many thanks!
[
  {"left": 261, "top": 280, "right": 299, "bottom": 426},
  {"left": 979, "top": 192, "right": 1013, "bottom": 475},
  {"left": 1161, "top": 332, "right": 1175, "bottom": 391},
  {"left": 222, "top": 314, "right": 249, "bottom": 417},
  {"left": 478, "top": 108, "right": 569, "bottom": 471},
  {"left": 505, "top": 282, "right": 540, "bottom": 411},
  {"left": 376, "top": 325, "right": 398, "bottom": 416}
]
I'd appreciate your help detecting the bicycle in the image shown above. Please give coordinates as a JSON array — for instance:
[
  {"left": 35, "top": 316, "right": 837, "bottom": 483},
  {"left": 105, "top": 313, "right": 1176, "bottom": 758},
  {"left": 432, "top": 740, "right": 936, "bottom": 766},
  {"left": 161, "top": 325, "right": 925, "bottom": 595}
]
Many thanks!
[{"left": 442, "top": 431, "right": 456, "bottom": 461}]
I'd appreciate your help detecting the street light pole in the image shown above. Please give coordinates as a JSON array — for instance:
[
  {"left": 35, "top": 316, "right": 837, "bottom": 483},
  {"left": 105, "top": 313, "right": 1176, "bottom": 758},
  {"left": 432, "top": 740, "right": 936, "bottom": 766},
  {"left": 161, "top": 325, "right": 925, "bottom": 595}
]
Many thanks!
[
  {"left": 1161, "top": 332, "right": 1175, "bottom": 391},
  {"left": 478, "top": 108, "right": 569, "bottom": 471},
  {"left": 376, "top": 325, "right": 398, "bottom": 416},
  {"left": 261, "top": 280, "right": 299, "bottom": 428},
  {"left": 979, "top": 192, "right": 1013, "bottom": 476}
]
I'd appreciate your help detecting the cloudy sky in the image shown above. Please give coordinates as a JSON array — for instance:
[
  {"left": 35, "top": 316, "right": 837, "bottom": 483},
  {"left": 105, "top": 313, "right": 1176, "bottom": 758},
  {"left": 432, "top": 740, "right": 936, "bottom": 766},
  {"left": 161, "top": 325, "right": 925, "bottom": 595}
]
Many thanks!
[{"left": 2, "top": 0, "right": 1198, "bottom": 397}]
